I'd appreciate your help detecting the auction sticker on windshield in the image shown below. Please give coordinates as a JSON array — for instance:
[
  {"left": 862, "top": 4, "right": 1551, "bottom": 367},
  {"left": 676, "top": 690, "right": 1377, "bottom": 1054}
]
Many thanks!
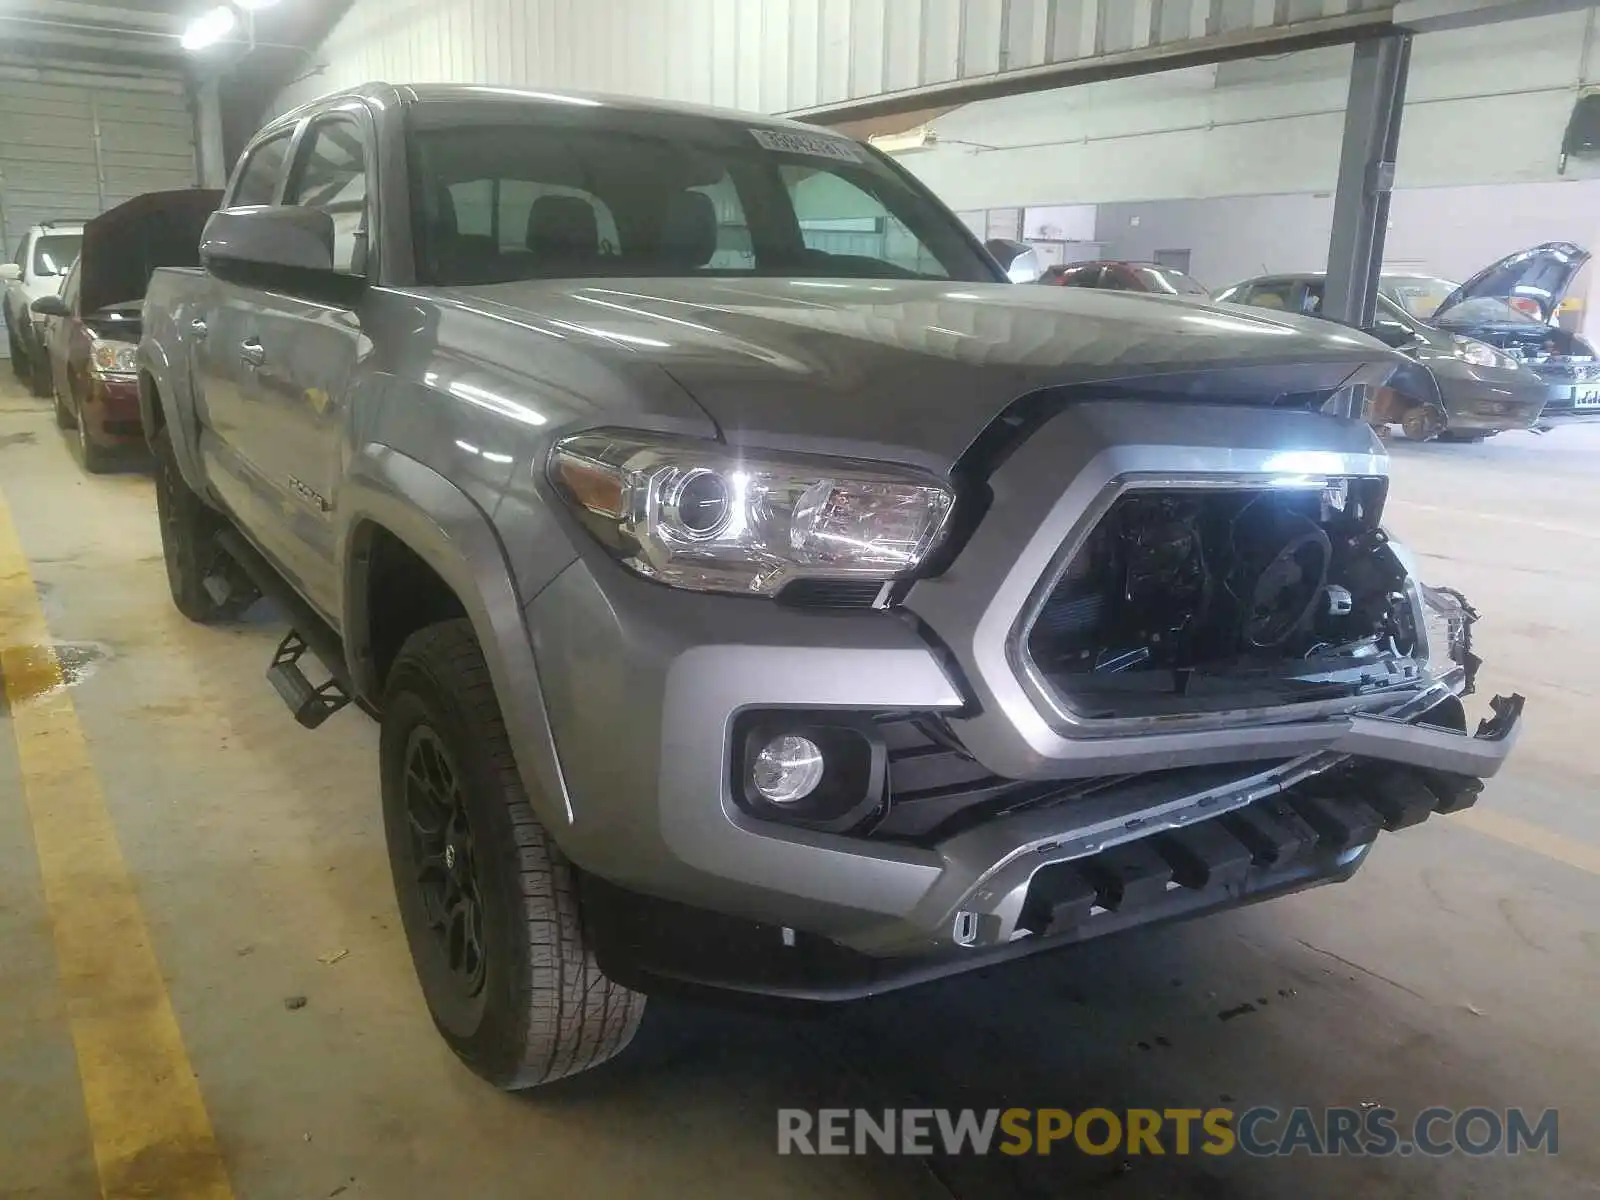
[{"left": 750, "top": 128, "right": 865, "bottom": 162}]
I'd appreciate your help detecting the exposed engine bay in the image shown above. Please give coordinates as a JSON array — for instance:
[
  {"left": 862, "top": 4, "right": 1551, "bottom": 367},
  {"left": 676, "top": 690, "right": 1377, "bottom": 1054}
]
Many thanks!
[{"left": 1026, "top": 478, "right": 1452, "bottom": 719}]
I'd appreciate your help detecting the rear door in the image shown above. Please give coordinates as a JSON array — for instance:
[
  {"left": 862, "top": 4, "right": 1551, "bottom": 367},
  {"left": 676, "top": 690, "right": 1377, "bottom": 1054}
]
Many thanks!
[{"left": 234, "top": 106, "right": 374, "bottom": 619}]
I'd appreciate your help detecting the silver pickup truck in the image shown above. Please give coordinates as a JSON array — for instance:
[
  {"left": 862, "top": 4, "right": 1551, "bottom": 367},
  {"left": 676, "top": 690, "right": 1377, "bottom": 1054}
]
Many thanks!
[{"left": 140, "top": 82, "right": 1523, "bottom": 1091}]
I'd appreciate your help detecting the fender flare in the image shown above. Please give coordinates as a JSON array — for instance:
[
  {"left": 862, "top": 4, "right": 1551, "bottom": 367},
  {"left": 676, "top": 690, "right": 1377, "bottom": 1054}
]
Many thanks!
[
  {"left": 339, "top": 444, "right": 576, "bottom": 835},
  {"left": 138, "top": 342, "right": 209, "bottom": 495}
]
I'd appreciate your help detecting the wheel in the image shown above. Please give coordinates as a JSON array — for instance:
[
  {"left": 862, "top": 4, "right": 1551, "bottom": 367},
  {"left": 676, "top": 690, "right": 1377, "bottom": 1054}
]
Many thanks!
[
  {"left": 6, "top": 321, "right": 25, "bottom": 381},
  {"left": 52, "top": 382, "right": 74, "bottom": 429},
  {"left": 73, "top": 390, "right": 113, "bottom": 473},
  {"left": 381, "top": 619, "right": 645, "bottom": 1089},
  {"left": 27, "top": 343, "right": 52, "bottom": 398},
  {"left": 152, "top": 427, "right": 258, "bottom": 622}
]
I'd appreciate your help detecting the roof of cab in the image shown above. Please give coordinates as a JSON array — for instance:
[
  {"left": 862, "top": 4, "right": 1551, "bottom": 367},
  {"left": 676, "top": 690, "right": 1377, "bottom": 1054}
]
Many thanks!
[{"left": 271, "top": 80, "right": 839, "bottom": 138}]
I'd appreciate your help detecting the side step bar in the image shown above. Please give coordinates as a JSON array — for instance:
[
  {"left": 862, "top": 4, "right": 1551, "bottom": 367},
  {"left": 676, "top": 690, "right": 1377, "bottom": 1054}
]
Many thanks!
[{"left": 215, "top": 528, "right": 354, "bottom": 730}]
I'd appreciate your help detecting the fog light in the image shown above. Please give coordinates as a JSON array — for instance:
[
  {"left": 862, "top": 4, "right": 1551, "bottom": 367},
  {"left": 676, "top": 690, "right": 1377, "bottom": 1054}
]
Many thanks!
[{"left": 751, "top": 735, "right": 824, "bottom": 804}]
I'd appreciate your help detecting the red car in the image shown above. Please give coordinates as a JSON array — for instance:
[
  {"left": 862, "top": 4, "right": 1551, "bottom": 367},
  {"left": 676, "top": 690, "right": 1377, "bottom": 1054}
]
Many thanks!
[
  {"left": 30, "top": 189, "right": 220, "bottom": 472},
  {"left": 1039, "top": 260, "right": 1208, "bottom": 297}
]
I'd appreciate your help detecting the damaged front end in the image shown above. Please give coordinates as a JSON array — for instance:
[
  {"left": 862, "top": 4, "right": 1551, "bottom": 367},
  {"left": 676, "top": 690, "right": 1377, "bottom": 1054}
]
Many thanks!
[{"left": 843, "top": 383, "right": 1526, "bottom": 958}]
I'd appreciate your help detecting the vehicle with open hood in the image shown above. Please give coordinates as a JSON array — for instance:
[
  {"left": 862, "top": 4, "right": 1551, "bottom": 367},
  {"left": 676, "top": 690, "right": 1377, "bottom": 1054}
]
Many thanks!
[
  {"left": 1216, "top": 269, "right": 1551, "bottom": 441},
  {"left": 1402, "top": 242, "right": 1599, "bottom": 424},
  {"left": 30, "top": 189, "right": 220, "bottom": 471},
  {"left": 139, "top": 83, "right": 1523, "bottom": 1090}
]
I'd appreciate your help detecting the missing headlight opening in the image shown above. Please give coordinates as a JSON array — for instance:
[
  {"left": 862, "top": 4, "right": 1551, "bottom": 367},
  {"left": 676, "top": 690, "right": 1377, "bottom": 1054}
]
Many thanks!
[{"left": 1023, "top": 477, "right": 1441, "bottom": 720}]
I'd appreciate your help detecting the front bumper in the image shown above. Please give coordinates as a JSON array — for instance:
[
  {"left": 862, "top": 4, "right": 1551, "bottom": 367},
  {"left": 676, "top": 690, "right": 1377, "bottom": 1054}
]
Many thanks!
[
  {"left": 583, "top": 756, "right": 1482, "bottom": 999},
  {"left": 82, "top": 376, "right": 142, "bottom": 446},
  {"left": 1434, "top": 374, "right": 1547, "bottom": 433},
  {"left": 1537, "top": 381, "right": 1600, "bottom": 423},
  {"left": 530, "top": 542, "right": 1521, "bottom": 968}
]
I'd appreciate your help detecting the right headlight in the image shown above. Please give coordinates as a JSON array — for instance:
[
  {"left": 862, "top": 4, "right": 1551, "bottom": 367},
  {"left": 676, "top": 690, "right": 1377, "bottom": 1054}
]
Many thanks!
[
  {"left": 1449, "top": 335, "right": 1508, "bottom": 369},
  {"left": 89, "top": 338, "right": 137, "bottom": 378},
  {"left": 549, "top": 430, "right": 955, "bottom": 596}
]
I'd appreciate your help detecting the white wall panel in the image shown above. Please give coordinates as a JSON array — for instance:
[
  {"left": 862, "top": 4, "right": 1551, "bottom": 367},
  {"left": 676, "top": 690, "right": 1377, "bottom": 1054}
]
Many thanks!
[
  {"left": 760, "top": 0, "right": 792, "bottom": 113},
  {"left": 920, "top": 0, "right": 964, "bottom": 86},
  {"left": 789, "top": 0, "right": 822, "bottom": 109},
  {"left": 849, "top": 0, "right": 887, "bottom": 99},
  {"left": 735, "top": 0, "right": 765, "bottom": 112},
  {"left": 883, "top": 0, "right": 921, "bottom": 90},
  {"left": 280, "top": 0, "right": 1420, "bottom": 118},
  {"left": 904, "top": 8, "right": 1600, "bottom": 209},
  {"left": 961, "top": 0, "right": 1004, "bottom": 77},
  {"left": 817, "top": 0, "right": 853, "bottom": 105}
]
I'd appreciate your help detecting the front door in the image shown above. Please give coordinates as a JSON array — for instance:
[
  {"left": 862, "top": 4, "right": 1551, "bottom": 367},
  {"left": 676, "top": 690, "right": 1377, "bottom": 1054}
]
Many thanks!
[
  {"left": 194, "top": 128, "right": 298, "bottom": 548},
  {"left": 232, "top": 109, "right": 374, "bottom": 622}
]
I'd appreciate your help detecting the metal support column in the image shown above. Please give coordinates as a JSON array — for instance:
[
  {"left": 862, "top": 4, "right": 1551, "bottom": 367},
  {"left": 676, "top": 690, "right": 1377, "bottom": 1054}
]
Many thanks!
[
  {"left": 1323, "top": 33, "right": 1411, "bottom": 328},
  {"left": 192, "top": 73, "right": 228, "bottom": 189}
]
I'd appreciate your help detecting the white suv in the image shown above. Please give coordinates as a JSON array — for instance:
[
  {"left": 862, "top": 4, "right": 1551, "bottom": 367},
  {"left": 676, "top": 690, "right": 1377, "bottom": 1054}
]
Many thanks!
[{"left": 2, "top": 221, "right": 84, "bottom": 395}]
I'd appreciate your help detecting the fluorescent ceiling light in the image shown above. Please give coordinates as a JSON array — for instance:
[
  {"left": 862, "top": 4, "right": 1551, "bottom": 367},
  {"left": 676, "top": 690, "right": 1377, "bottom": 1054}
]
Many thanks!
[
  {"left": 181, "top": 5, "right": 237, "bottom": 51},
  {"left": 867, "top": 127, "right": 938, "bottom": 155}
]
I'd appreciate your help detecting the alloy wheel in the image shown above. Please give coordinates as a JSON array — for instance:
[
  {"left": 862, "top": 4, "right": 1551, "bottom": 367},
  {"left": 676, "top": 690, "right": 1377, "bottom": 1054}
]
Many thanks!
[{"left": 403, "top": 725, "right": 488, "bottom": 997}]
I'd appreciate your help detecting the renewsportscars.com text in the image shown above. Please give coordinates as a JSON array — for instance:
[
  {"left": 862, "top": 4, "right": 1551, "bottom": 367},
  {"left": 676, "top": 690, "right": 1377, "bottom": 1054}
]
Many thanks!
[{"left": 777, "top": 1106, "right": 1558, "bottom": 1158}]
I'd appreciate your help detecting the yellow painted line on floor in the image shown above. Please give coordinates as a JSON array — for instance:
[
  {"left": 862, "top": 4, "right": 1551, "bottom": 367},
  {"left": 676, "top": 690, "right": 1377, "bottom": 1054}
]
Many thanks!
[
  {"left": 0, "top": 492, "right": 234, "bottom": 1199},
  {"left": 1454, "top": 808, "right": 1600, "bottom": 878}
]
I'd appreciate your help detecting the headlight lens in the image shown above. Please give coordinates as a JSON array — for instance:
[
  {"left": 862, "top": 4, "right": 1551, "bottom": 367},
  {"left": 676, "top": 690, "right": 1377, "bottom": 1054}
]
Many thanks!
[
  {"left": 90, "top": 339, "right": 137, "bottom": 377},
  {"left": 1450, "top": 335, "right": 1503, "bottom": 369},
  {"left": 550, "top": 430, "right": 955, "bottom": 595}
]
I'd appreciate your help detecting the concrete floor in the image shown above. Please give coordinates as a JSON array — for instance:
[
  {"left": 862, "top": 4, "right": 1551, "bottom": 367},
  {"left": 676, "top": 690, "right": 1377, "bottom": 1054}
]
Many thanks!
[{"left": 0, "top": 375, "right": 1596, "bottom": 1199}]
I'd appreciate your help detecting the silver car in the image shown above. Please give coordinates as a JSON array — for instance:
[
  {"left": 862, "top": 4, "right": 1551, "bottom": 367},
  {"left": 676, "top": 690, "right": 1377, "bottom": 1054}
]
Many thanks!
[{"left": 140, "top": 84, "right": 1523, "bottom": 1090}]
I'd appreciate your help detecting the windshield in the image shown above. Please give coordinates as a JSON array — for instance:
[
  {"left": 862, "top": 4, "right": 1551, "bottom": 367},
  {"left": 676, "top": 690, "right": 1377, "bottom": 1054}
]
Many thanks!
[
  {"left": 1380, "top": 275, "right": 1457, "bottom": 320},
  {"left": 32, "top": 234, "right": 81, "bottom": 278},
  {"left": 1128, "top": 265, "right": 1207, "bottom": 295},
  {"left": 1430, "top": 296, "right": 1544, "bottom": 328},
  {"left": 409, "top": 116, "right": 997, "bottom": 286}
]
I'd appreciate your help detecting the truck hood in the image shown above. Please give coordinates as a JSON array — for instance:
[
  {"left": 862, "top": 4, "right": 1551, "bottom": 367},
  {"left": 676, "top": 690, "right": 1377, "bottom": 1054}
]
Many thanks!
[
  {"left": 80, "top": 188, "right": 221, "bottom": 317},
  {"left": 452, "top": 277, "right": 1402, "bottom": 469},
  {"left": 1434, "top": 241, "right": 1590, "bottom": 327}
]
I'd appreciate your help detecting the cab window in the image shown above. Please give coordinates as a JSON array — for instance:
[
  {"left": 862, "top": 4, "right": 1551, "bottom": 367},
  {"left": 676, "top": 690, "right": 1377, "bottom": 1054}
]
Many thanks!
[
  {"left": 231, "top": 130, "right": 293, "bottom": 207},
  {"left": 782, "top": 165, "right": 949, "bottom": 279},
  {"left": 285, "top": 117, "right": 370, "bottom": 275}
]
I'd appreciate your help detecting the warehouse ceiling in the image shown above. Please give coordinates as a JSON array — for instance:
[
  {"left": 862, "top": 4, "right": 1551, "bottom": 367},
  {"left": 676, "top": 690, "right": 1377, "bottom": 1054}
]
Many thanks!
[{"left": 0, "top": 0, "right": 350, "bottom": 87}]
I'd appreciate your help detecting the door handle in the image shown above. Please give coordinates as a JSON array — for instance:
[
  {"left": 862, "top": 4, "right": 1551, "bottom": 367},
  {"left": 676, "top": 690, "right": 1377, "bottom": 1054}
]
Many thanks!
[
  {"left": 239, "top": 338, "right": 266, "bottom": 367},
  {"left": 189, "top": 317, "right": 208, "bottom": 339}
]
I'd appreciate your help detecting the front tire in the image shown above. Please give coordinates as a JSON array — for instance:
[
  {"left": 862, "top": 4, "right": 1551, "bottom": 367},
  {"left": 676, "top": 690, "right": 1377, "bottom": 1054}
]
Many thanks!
[
  {"left": 53, "top": 382, "right": 74, "bottom": 429},
  {"left": 6, "top": 322, "right": 25, "bottom": 381},
  {"left": 27, "top": 340, "right": 51, "bottom": 398},
  {"left": 74, "top": 391, "right": 112, "bottom": 474},
  {"left": 381, "top": 619, "right": 645, "bottom": 1089},
  {"left": 152, "top": 427, "right": 257, "bottom": 621}
]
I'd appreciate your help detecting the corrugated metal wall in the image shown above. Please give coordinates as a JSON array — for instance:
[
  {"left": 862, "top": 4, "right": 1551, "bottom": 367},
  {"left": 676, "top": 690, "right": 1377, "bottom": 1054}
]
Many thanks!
[
  {"left": 278, "top": 0, "right": 1396, "bottom": 115},
  {"left": 0, "top": 76, "right": 197, "bottom": 259}
]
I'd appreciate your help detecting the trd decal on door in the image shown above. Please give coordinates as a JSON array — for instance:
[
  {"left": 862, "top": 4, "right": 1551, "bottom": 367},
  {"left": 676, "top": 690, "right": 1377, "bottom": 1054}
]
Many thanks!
[{"left": 287, "top": 476, "right": 330, "bottom": 512}]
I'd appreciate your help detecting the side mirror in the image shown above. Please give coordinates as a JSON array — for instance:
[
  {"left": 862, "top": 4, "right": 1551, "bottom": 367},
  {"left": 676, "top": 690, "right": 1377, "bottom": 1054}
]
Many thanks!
[
  {"left": 30, "top": 294, "right": 69, "bottom": 318},
  {"left": 984, "top": 237, "right": 1043, "bottom": 284},
  {"left": 201, "top": 205, "right": 337, "bottom": 274},
  {"left": 1365, "top": 323, "right": 1419, "bottom": 350},
  {"left": 0, "top": 263, "right": 20, "bottom": 282}
]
